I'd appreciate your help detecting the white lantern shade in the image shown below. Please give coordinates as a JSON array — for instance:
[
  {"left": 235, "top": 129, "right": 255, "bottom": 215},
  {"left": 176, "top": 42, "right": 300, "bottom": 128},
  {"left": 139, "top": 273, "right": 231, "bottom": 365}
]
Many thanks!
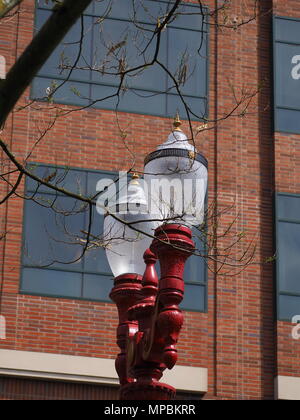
[
  {"left": 144, "top": 129, "right": 208, "bottom": 228},
  {"left": 103, "top": 176, "right": 155, "bottom": 277}
]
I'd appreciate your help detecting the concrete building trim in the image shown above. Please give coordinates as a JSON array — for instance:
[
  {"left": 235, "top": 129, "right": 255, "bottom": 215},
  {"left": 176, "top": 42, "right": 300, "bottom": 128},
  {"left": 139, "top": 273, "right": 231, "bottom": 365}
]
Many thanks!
[
  {"left": 275, "top": 375, "right": 300, "bottom": 400},
  {"left": 0, "top": 349, "right": 207, "bottom": 394}
]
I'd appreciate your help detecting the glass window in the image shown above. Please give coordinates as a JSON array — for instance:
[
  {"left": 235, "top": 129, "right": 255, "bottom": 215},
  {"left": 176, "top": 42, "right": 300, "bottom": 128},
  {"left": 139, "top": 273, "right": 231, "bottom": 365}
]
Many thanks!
[
  {"left": 278, "top": 222, "right": 300, "bottom": 294},
  {"left": 276, "top": 193, "right": 300, "bottom": 321},
  {"left": 22, "top": 268, "right": 83, "bottom": 298},
  {"left": 21, "top": 164, "right": 207, "bottom": 311},
  {"left": 279, "top": 295, "right": 300, "bottom": 321},
  {"left": 183, "top": 284, "right": 206, "bottom": 312},
  {"left": 277, "top": 193, "right": 300, "bottom": 220},
  {"left": 21, "top": 165, "right": 119, "bottom": 302},
  {"left": 23, "top": 194, "right": 85, "bottom": 270},
  {"left": 274, "top": 16, "right": 300, "bottom": 44},
  {"left": 31, "top": 0, "right": 209, "bottom": 120},
  {"left": 273, "top": 16, "right": 300, "bottom": 134}
]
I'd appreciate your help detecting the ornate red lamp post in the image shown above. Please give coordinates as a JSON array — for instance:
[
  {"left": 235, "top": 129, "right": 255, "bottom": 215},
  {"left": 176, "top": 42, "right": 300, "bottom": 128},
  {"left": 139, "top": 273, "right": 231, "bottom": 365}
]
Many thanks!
[{"left": 103, "top": 117, "right": 208, "bottom": 400}]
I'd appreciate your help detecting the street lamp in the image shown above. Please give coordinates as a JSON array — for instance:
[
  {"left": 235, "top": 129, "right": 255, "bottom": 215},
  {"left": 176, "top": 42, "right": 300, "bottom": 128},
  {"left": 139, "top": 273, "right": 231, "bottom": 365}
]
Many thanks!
[{"left": 104, "top": 116, "right": 208, "bottom": 400}]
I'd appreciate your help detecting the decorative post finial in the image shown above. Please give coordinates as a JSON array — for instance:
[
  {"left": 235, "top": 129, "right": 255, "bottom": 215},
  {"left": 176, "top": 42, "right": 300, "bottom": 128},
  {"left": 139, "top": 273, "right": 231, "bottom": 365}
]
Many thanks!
[{"left": 173, "top": 112, "right": 182, "bottom": 132}]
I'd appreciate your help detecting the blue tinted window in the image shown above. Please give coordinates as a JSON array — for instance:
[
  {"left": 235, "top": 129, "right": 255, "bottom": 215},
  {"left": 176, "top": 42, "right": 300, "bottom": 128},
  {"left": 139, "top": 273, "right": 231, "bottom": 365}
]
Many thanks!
[
  {"left": 274, "top": 17, "right": 300, "bottom": 44},
  {"left": 276, "top": 193, "right": 300, "bottom": 320},
  {"left": 184, "top": 230, "right": 206, "bottom": 284},
  {"left": 182, "top": 284, "right": 206, "bottom": 312},
  {"left": 274, "top": 16, "right": 300, "bottom": 134},
  {"left": 21, "top": 268, "right": 82, "bottom": 298},
  {"left": 167, "top": 29, "right": 207, "bottom": 98},
  {"left": 275, "top": 43, "right": 300, "bottom": 109},
  {"left": 26, "top": 164, "right": 86, "bottom": 195},
  {"left": 23, "top": 194, "right": 85, "bottom": 270},
  {"left": 279, "top": 295, "right": 300, "bottom": 321},
  {"left": 21, "top": 165, "right": 117, "bottom": 302},
  {"left": 277, "top": 193, "right": 300, "bottom": 221},
  {"left": 31, "top": 77, "right": 90, "bottom": 107},
  {"left": 37, "top": 10, "right": 93, "bottom": 82},
  {"left": 31, "top": 0, "right": 209, "bottom": 119},
  {"left": 82, "top": 274, "right": 113, "bottom": 300},
  {"left": 21, "top": 164, "right": 207, "bottom": 310},
  {"left": 275, "top": 108, "right": 300, "bottom": 135},
  {"left": 278, "top": 222, "right": 300, "bottom": 294}
]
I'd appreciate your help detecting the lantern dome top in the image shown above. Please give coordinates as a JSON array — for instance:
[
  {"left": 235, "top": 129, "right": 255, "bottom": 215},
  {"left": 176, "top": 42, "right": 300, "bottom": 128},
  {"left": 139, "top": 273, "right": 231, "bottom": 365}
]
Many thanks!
[
  {"left": 117, "top": 173, "right": 148, "bottom": 208},
  {"left": 157, "top": 129, "right": 195, "bottom": 152},
  {"left": 155, "top": 113, "right": 195, "bottom": 152}
]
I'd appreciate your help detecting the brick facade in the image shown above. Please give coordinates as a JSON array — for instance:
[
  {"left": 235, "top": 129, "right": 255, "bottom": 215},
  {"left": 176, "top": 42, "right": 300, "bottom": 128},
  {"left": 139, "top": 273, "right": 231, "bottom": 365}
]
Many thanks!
[{"left": 0, "top": 0, "right": 299, "bottom": 400}]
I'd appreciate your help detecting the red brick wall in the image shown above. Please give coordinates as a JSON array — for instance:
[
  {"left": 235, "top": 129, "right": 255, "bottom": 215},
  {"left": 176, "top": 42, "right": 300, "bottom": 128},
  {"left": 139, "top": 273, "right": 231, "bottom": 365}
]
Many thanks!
[{"left": 0, "top": 0, "right": 299, "bottom": 400}]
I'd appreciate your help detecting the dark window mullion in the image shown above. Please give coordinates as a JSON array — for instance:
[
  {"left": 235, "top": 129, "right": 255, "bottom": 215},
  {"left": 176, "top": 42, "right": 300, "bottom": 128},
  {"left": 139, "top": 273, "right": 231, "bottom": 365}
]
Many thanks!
[
  {"left": 280, "top": 291, "right": 300, "bottom": 297},
  {"left": 23, "top": 264, "right": 113, "bottom": 277}
]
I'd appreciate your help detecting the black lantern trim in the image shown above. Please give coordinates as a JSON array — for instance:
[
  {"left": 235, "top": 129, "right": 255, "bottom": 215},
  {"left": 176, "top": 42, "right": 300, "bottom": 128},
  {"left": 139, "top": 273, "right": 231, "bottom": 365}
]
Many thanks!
[{"left": 144, "top": 148, "right": 208, "bottom": 168}]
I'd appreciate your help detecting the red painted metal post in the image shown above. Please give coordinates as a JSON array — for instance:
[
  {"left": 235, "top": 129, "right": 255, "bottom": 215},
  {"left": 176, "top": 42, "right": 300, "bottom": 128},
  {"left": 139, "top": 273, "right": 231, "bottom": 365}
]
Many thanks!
[
  {"left": 110, "top": 224, "right": 195, "bottom": 400},
  {"left": 109, "top": 273, "right": 142, "bottom": 387}
]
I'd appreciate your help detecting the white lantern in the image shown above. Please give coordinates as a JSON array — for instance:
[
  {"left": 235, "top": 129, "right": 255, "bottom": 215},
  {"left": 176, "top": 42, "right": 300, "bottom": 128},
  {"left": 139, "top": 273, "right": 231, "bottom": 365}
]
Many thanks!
[
  {"left": 103, "top": 174, "right": 155, "bottom": 277},
  {"left": 144, "top": 117, "right": 208, "bottom": 228}
]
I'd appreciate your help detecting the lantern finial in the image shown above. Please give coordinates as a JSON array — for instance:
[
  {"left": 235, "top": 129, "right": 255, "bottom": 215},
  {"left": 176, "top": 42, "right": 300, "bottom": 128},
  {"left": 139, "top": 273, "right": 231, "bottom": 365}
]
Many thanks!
[
  {"left": 173, "top": 112, "right": 182, "bottom": 131},
  {"left": 131, "top": 172, "right": 140, "bottom": 185}
]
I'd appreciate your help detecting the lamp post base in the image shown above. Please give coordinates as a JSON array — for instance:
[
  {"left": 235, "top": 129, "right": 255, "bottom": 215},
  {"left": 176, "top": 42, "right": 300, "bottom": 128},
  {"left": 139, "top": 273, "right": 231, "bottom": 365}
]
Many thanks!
[{"left": 120, "top": 381, "right": 176, "bottom": 400}]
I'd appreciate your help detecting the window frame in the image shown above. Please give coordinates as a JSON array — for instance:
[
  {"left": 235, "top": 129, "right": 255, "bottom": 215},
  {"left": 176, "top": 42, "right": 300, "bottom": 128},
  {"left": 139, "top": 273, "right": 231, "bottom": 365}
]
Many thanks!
[
  {"left": 273, "top": 15, "right": 300, "bottom": 135},
  {"left": 20, "top": 164, "right": 118, "bottom": 304},
  {"left": 275, "top": 192, "right": 300, "bottom": 321},
  {"left": 31, "top": 0, "right": 209, "bottom": 120}
]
